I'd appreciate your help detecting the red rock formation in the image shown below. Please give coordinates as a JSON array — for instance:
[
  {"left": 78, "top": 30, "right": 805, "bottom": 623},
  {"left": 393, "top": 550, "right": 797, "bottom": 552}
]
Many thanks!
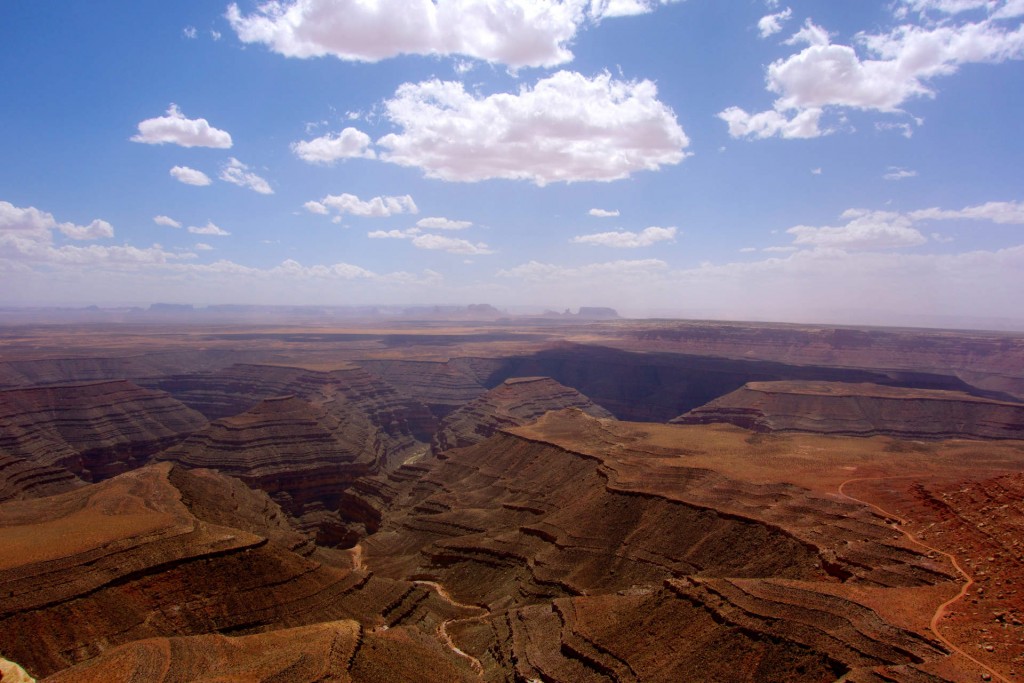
[
  {"left": 673, "top": 381, "right": 1024, "bottom": 439},
  {"left": 43, "top": 620, "right": 471, "bottom": 683},
  {"left": 361, "top": 410, "right": 961, "bottom": 680},
  {"left": 0, "top": 453, "right": 82, "bottom": 503},
  {"left": 159, "top": 394, "right": 414, "bottom": 545},
  {"left": 450, "top": 580, "right": 945, "bottom": 682},
  {"left": 0, "top": 464, "right": 477, "bottom": 679},
  {"left": 0, "top": 380, "right": 207, "bottom": 481},
  {"left": 150, "top": 364, "right": 435, "bottom": 442},
  {"left": 628, "top": 322, "right": 1024, "bottom": 400},
  {"left": 0, "top": 349, "right": 259, "bottom": 390},
  {"left": 368, "top": 411, "right": 952, "bottom": 600},
  {"left": 356, "top": 359, "right": 496, "bottom": 418},
  {"left": 431, "top": 376, "right": 613, "bottom": 453}
]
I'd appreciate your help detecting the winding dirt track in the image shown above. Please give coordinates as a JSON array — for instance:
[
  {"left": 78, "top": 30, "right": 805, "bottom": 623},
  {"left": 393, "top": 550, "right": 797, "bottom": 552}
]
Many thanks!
[
  {"left": 838, "top": 476, "right": 1010, "bottom": 683},
  {"left": 349, "top": 544, "right": 487, "bottom": 676},
  {"left": 412, "top": 580, "right": 488, "bottom": 677}
]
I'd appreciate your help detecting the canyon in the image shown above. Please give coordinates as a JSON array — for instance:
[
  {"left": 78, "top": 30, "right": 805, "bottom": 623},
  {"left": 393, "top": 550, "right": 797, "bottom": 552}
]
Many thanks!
[{"left": 0, "top": 317, "right": 1022, "bottom": 682}]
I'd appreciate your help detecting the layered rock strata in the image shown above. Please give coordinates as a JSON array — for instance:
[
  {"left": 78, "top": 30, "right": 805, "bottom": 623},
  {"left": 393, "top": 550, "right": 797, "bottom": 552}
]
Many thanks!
[
  {"left": 0, "top": 380, "right": 206, "bottom": 481},
  {"left": 628, "top": 322, "right": 1024, "bottom": 400},
  {"left": 159, "top": 394, "right": 416, "bottom": 545},
  {"left": 149, "top": 364, "right": 435, "bottom": 442},
  {"left": 673, "top": 381, "right": 1024, "bottom": 439},
  {"left": 43, "top": 620, "right": 470, "bottom": 683},
  {"left": 362, "top": 409, "right": 957, "bottom": 680},
  {"left": 356, "top": 359, "right": 497, "bottom": 419},
  {"left": 0, "top": 453, "right": 82, "bottom": 503},
  {"left": 431, "top": 376, "right": 613, "bottom": 453},
  {"left": 0, "top": 464, "right": 476, "bottom": 679}
]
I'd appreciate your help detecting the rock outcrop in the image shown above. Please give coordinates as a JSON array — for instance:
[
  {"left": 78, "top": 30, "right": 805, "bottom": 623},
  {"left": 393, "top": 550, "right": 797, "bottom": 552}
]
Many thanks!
[
  {"left": 0, "top": 463, "right": 476, "bottom": 679},
  {"left": 356, "top": 359, "right": 497, "bottom": 419},
  {"left": 363, "top": 409, "right": 957, "bottom": 680},
  {"left": 43, "top": 620, "right": 470, "bottom": 683},
  {"left": 370, "top": 411, "right": 952, "bottom": 601},
  {"left": 629, "top": 321, "right": 1024, "bottom": 401},
  {"left": 0, "top": 380, "right": 207, "bottom": 481},
  {"left": 0, "top": 453, "right": 82, "bottom": 503},
  {"left": 450, "top": 579, "right": 945, "bottom": 682},
  {"left": 672, "top": 381, "right": 1024, "bottom": 439},
  {"left": 432, "top": 376, "right": 613, "bottom": 453},
  {"left": 149, "top": 364, "right": 435, "bottom": 441},
  {"left": 159, "top": 394, "right": 418, "bottom": 545}
]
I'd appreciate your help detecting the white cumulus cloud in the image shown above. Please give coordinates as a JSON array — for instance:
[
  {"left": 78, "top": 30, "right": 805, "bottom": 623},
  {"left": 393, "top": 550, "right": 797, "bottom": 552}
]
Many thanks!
[
  {"left": 59, "top": 219, "right": 114, "bottom": 241},
  {"left": 291, "top": 127, "right": 376, "bottom": 164},
  {"left": 788, "top": 210, "right": 928, "bottom": 249},
  {"left": 306, "top": 192, "right": 418, "bottom": 218},
  {"left": 0, "top": 200, "right": 113, "bottom": 242},
  {"left": 219, "top": 157, "right": 273, "bottom": 194},
  {"left": 718, "top": 106, "right": 824, "bottom": 139},
  {"left": 416, "top": 217, "right": 472, "bottom": 230},
  {"left": 132, "top": 104, "right": 232, "bottom": 148},
  {"left": 194, "top": 242, "right": 214, "bottom": 251},
  {"left": 910, "top": 200, "right": 1024, "bottom": 223},
  {"left": 589, "top": 208, "right": 620, "bottom": 217},
  {"left": 154, "top": 215, "right": 182, "bottom": 228},
  {"left": 227, "top": 0, "right": 585, "bottom": 68},
  {"left": 411, "top": 233, "right": 494, "bottom": 254},
  {"left": 572, "top": 226, "right": 677, "bottom": 248},
  {"left": 187, "top": 221, "right": 231, "bottom": 236},
  {"left": 883, "top": 166, "right": 919, "bottom": 180},
  {"left": 170, "top": 165, "right": 212, "bottom": 186},
  {"left": 376, "top": 70, "right": 689, "bottom": 185},
  {"left": 758, "top": 8, "right": 792, "bottom": 38},
  {"left": 367, "top": 228, "right": 418, "bottom": 239},
  {"left": 721, "top": 17, "right": 1024, "bottom": 139}
]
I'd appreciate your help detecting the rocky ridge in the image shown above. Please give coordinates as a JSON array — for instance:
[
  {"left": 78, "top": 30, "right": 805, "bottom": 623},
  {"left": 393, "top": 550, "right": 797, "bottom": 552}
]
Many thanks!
[
  {"left": 673, "top": 381, "right": 1024, "bottom": 439},
  {"left": 431, "top": 376, "right": 613, "bottom": 453},
  {"left": 159, "top": 393, "right": 419, "bottom": 545},
  {"left": 0, "top": 463, "right": 476, "bottom": 679},
  {"left": 0, "top": 380, "right": 206, "bottom": 481}
]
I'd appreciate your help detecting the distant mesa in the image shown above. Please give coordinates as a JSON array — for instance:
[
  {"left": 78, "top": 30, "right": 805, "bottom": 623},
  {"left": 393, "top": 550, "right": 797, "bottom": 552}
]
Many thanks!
[
  {"left": 431, "top": 376, "right": 613, "bottom": 453},
  {"left": 147, "top": 302, "right": 194, "bottom": 313},
  {"left": 576, "top": 306, "right": 620, "bottom": 319},
  {"left": 673, "top": 380, "right": 1024, "bottom": 440},
  {"left": 540, "top": 306, "right": 621, "bottom": 319}
]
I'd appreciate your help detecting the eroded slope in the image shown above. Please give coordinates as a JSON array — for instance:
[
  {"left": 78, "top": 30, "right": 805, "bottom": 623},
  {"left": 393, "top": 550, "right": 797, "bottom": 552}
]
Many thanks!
[
  {"left": 432, "top": 376, "right": 613, "bottom": 453},
  {"left": 0, "top": 380, "right": 206, "bottom": 481},
  {"left": 673, "top": 381, "right": 1024, "bottom": 440},
  {"left": 0, "top": 464, "right": 478, "bottom": 679}
]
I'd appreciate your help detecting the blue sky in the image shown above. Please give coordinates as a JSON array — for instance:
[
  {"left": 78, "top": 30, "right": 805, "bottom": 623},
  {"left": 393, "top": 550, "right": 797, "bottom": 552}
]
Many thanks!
[{"left": 2, "top": 0, "right": 1023, "bottom": 326}]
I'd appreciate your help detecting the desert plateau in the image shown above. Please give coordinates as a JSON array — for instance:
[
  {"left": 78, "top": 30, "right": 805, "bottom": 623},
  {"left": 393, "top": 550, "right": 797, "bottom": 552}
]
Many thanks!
[
  {"left": 0, "top": 312, "right": 1021, "bottom": 682},
  {"left": 7, "top": 0, "right": 1024, "bottom": 679}
]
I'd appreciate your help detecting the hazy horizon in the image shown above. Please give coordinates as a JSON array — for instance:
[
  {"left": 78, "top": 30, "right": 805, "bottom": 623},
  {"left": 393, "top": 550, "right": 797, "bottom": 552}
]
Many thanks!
[{"left": 3, "top": 1, "right": 1023, "bottom": 329}]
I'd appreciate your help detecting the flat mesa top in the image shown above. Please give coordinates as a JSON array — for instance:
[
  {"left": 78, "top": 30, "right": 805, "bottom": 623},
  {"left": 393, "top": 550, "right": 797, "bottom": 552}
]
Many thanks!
[
  {"left": 744, "top": 381, "right": 1024, "bottom": 405},
  {"left": 508, "top": 408, "right": 1024, "bottom": 496}
]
